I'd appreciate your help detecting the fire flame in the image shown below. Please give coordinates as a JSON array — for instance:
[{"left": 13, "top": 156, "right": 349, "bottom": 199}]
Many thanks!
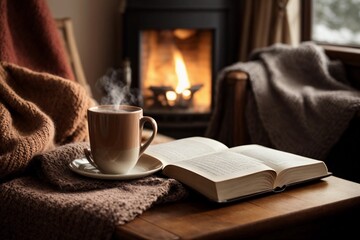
[
  {"left": 173, "top": 50, "right": 190, "bottom": 94},
  {"left": 142, "top": 29, "right": 211, "bottom": 111},
  {"left": 165, "top": 49, "right": 192, "bottom": 105}
]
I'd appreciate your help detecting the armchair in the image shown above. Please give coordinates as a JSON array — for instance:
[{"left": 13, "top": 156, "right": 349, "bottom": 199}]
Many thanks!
[
  {"left": 207, "top": 42, "right": 360, "bottom": 183},
  {"left": 221, "top": 71, "right": 250, "bottom": 146}
]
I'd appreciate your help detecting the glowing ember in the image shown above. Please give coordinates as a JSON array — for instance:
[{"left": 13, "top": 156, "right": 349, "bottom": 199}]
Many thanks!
[{"left": 149, "top": 84, "right": 202, "bottom": 109}]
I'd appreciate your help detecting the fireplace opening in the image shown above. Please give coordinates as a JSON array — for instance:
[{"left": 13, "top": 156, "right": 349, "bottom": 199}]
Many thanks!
[
  {"left": 122, "top": 0, "right": 239, "bottom": 138},
  {"left": 141, "top": 29, "right": 212, "bottom": 113}
]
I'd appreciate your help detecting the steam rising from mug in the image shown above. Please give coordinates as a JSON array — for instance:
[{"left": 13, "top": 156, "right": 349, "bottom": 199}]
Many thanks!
[{"left": 96, "top": 63, "right": 141, "bottom": 105}]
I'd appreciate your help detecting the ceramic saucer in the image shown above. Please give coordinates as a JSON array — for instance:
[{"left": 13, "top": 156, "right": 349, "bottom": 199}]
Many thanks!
[{"left": 68, "top": 156, "right": 163, "bottom": 180}]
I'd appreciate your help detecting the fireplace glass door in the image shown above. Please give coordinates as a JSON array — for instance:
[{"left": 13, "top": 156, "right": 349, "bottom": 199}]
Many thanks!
[{"left": 140, "top": 29, "right": 212, "bottom": 113}]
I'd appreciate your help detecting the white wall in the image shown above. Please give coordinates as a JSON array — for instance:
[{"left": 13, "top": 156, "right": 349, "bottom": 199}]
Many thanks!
[{"left": 46, "top": 0, "right": 123, "bottom": 102}]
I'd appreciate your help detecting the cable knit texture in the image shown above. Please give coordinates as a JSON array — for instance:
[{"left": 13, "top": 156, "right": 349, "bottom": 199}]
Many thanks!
[{"left": 0, "top": 61, "right": 91, "bottom": 180}]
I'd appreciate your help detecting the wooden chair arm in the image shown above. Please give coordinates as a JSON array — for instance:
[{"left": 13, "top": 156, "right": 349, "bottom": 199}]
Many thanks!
[
  {"left": 55, "top": 18, "right": 94, "bottom": 99},
  {"left": 224, "top": 71, "right": 250, "bottom": 146}
]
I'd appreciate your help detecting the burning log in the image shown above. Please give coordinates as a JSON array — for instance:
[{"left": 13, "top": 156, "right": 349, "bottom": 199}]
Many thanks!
[{"left": 149, "top": 84, "right": 203, "bottom": 109}]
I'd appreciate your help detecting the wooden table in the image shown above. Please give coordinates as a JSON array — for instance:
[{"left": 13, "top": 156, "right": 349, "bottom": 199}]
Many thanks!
[{"left": 115, "top": 176, "right": 360, "bottom": 239}]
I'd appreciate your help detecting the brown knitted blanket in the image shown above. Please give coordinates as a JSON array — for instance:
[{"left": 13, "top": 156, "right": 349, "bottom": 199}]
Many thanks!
[
  {"left": 207, "top": 42, "right": 360, "bottom": 159},
  {"left": 0, "top": 61, "right": 90, "bottom": 180},
  {"left": 0, "top": 142, "right": 188, "bottom": 240},
  {"left": 0, "top": 62, "right": 188, "bottom": 240},
  {"left": 0, "top": 0, "right": 75, "bottom": 80}
]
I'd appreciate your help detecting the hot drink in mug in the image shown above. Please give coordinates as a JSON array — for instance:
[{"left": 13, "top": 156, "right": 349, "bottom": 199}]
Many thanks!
[{"left": 85, "top": 105, "right": 158, "bottom": 174}]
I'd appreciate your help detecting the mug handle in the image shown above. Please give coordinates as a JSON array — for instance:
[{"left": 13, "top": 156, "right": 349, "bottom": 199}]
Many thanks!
[
  {"left": 83, "top": 148, "right": 99, "bottom": 169},
  {"left": 139, "top": 116, "right": 158, "bottom": 155}
]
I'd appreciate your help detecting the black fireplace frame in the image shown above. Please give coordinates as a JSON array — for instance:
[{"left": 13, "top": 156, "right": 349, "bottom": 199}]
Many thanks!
[{"left": 122, "top": 0, "right": 240, "bottom": 138}]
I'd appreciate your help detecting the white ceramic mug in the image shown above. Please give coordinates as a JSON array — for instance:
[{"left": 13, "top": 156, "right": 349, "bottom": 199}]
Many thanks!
[{"left": 86, "top": 105, "right": 157, "bottom": 174}]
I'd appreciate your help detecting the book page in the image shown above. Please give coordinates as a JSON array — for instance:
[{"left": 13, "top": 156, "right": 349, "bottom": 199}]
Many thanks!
[
  {"left": 228, "top": 145, "right": 326, "bottom": 174},
  {"left": 144, "top": 137, "right": 229, "bottom": 165},
  {"left": 167, "top": 151, "right": 275, "bottom": 181}
]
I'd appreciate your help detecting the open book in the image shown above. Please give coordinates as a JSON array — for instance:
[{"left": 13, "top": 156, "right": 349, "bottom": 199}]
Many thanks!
[{"left": 143, "top": 137, "right": 331, "bottom": 203}]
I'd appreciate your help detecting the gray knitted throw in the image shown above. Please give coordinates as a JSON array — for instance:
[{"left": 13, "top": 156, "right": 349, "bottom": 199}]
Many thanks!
[
  {"left": 207, "top": 42, "right": 360, "bottom": 159},
  {"left": 0, "top": 142, "right": 188, "bottom": 240}
]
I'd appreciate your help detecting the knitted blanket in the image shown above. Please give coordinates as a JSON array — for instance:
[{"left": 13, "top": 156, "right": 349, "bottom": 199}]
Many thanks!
[
  {"left": 0, "top": 62, "right": 188, "bottom": 239},
  {"left": 0, "top": 142, "right": 188, "bottom": 240},
  {"left": 207, "top": 42, "right": 360, "bottom": 159},
  {"left": 0, "top": 0, "right": 75, "bottom": 80},
  {"left": 0, "top": 62, "right": 90, "bottom": 180}
]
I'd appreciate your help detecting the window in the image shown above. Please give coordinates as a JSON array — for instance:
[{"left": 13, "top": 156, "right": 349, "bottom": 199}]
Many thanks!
[
  {"left": 312, "top": 0, "right": 360, "bottom": 47},
  {"left": 301, "top": 0, "right": 360, "bottom": 88},
  {"left": 302, "top": 0, "right": 360, "bottom": 73}
]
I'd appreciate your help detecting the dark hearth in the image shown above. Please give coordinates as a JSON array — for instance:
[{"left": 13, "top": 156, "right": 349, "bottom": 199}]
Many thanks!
[{"left": 122, "top": 0, "right": 239, "bottom": 138}]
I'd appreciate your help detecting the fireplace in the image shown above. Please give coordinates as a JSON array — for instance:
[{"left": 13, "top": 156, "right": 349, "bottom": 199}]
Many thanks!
[{"left": 122, "top": 0, "right": 239, "bottom": 138}]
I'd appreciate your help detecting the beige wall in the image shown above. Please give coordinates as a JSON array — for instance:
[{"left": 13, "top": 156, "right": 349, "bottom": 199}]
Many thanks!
[{"left": 46, "top": 0, "right": 122, "bottom": 102}]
